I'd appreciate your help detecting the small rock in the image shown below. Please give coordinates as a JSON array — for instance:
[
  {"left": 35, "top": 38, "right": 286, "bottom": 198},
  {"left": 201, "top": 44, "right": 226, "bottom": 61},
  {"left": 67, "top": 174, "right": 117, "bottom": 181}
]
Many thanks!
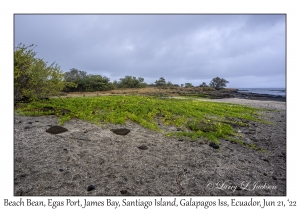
[
  {"left": 178, "top": 139, "right": 183, "bottom": 142},
  {"left": 46, "top": 126, "right": 68, "bottom": 134},
  {"left": 138, "top": 145, "right": 148, "bottom": 150},
  {"left": 209, "top": 142, "right": 220, "bottom": 149},
  {"left": 272, "top": 176, "right": 277, "bottom": 180},
  {"left": 120, "top": 190, "right": 128, "bottom": 195},
  {"left": 263, "top": 159, "right": 269, "bottom": 163},
  {"left": 59, "top": 169, "right": 64, "bottom": 172},
  {"left": 27, "top": 122, "right": 33, "bottom": 124},
  {"left": 244, "top": 131, "right": 254, "bottom": 134},
  {"left": 111, "top": 128, "right": 130, "bottom": 135},
  {"left": 18, "top": 121, "right": 22, "bottom": 123},
  {"left": 263, "top": 173, "right": 267, "bottom": 176},
  {"left": 87, "top": 185, "right": 95, "bottom": 191},
  {"left": 190, "top": 163, "right": 196, "bottom": 167},
  {"left": 24, "top": 126, "right": 30, "bottom": 130},
  {"left": 35, "top": 121, "right": 39, "bottom": 122}
]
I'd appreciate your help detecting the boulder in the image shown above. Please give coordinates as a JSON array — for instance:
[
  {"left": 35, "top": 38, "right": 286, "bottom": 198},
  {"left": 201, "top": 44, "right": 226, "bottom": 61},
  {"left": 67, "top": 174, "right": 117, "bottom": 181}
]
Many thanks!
[
  {"left": 46, "top": 126, "right": 68, "bottom": 134},
  {"left": 209, "top": 142, "right": 220, "bottom": 149},
  {"left": 111, "top": 128, "right": 130, "bottom": 135},
  {"left": 137, "top": 145, "right": 148, "bottom": 150}
]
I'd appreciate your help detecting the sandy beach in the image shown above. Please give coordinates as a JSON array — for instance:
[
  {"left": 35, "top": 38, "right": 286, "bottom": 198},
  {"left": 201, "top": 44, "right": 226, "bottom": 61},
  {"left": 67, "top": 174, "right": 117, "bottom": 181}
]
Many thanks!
[{"left": 14, "top": 98, "right": 286, "bottom": 196}]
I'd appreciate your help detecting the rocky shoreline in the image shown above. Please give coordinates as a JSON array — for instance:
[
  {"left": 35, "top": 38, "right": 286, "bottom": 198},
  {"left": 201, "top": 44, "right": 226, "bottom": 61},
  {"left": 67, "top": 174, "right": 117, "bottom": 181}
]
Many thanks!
[
  {"left": 233, "top": 92, "right": 286, "bottom": 102},
  {"left": 14, "top": 97, "right": 286, "bottom": 196},
  {"left": 197, "top": 89, "right": 286, "bottom": 102},
  {"left": 60, "top": 87, "right": 286, "bottom": 103}
]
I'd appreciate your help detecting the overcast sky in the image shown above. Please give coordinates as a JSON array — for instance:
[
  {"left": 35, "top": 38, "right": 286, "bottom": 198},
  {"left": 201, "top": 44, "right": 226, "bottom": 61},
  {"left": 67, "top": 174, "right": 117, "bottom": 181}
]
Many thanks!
[{"left": 14, "top": 14, "right": 286, "bottom": 88}]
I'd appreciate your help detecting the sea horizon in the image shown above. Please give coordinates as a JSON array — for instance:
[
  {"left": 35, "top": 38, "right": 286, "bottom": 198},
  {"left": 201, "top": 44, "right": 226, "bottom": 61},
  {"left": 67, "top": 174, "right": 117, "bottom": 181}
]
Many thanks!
[{"left": 235, "top": 88, "right": 286, "bottom": 97}]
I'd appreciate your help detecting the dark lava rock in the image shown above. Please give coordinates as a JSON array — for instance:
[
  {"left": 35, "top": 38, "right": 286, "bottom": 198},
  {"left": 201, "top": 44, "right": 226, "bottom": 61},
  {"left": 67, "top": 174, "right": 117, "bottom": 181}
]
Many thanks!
[
  {"left": 87, "top": 185, "right": 95, "bottom": 191},
  {"left": 120, "top": 190, "right": 129, "bottom": 195},
  {"left": 59, "top": 169, "right": 64, "bottom": 172},
  {"left": 138, "top": 145, "right": 148, "bottom": 150},
  {"left": 46, "top": 126, "right": 68, "bottom": 134},
  {"left": 111, "top": 128, "right": 130, "bottom": 135},
  {"left": 263, "top": 158, "right": 269, "bottom": 163},
  {"left": 209, "top": 142, "right": 220, "bottom": 149}
]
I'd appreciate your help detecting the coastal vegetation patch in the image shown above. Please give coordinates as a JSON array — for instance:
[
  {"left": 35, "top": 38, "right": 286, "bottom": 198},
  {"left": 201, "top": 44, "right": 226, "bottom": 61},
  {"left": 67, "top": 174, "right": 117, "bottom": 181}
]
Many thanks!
[{"left": 16, "top": 95, "right": 268, "bottom": 148}]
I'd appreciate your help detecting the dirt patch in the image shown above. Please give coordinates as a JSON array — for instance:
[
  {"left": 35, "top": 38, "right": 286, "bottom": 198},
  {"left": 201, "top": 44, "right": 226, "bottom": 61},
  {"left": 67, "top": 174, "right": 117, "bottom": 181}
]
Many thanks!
[{"left": 14, "top": 99, "right": 286, "bottom": 196}]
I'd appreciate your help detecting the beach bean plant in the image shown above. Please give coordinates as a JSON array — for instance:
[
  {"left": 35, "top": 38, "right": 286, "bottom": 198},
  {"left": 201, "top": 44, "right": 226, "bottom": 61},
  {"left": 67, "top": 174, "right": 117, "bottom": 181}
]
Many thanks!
[{"left": 16, "top": 95, "right": 268, "bottom": 149}]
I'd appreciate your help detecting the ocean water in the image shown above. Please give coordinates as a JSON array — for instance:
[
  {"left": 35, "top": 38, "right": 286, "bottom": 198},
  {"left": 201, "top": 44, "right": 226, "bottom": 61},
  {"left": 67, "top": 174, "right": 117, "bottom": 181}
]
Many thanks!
[{"left": 237, "top": 88, "right": 286, "bottom": 97}]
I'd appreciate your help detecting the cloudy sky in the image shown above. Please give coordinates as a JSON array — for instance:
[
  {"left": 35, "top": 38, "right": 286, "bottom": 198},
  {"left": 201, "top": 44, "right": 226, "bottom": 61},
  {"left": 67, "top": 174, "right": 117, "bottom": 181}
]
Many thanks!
[{"left": 14, "top": 14, "right": 286, "bottom": 88}]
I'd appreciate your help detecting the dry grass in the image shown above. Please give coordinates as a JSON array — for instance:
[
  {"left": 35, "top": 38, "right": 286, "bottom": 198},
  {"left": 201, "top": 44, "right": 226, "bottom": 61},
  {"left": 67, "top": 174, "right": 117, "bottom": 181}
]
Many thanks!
[
  {"left": 64, "top": 87, "right": 171, "bottom": 97},
  {"left": 62, "top": 87, "right": 236, "bottom": 98}
]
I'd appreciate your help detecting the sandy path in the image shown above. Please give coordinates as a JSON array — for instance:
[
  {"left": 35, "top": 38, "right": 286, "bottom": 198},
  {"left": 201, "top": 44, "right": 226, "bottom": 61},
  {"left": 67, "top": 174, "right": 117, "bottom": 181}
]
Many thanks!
[
  {"left": 14, "top": 99, "right": 286, "bottom": 196},
  {"left": 209, "top": 98, "right": 286, "bottom": 110}
]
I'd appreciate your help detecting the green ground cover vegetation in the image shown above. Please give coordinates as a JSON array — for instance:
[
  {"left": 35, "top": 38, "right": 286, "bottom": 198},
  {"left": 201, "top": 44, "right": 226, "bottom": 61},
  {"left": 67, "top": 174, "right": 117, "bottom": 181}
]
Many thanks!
[{"left": 16, "top": 95, "right": 269, "bottom": 150}]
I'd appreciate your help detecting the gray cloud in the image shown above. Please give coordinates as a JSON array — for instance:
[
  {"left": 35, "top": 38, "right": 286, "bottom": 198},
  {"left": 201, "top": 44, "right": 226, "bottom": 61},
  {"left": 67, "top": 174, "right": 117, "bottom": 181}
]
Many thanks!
[{"left": 14, "top": 14, "right": 285, "bottom": 87}]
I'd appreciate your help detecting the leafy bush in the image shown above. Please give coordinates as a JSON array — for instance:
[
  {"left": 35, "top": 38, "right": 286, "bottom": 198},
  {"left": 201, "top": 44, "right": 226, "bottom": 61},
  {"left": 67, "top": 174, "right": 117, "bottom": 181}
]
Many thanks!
[
  {"left": 209, "top": 77, "right": 229, "bottom": 90},
  {"left": 14, "top": 44, "right": 66, "bottom": 101},
  {"left": 154, "top": 77, "right": 166, "bottom": 86},
  {"left": 185, "top": 83, "right": 194, "bottom": 88},
  {"left": 117, "top": 75, "right": 147, "bottom": 88},
  {"left": 63, "top": 68, "right": 114, "bottom": 92}
]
